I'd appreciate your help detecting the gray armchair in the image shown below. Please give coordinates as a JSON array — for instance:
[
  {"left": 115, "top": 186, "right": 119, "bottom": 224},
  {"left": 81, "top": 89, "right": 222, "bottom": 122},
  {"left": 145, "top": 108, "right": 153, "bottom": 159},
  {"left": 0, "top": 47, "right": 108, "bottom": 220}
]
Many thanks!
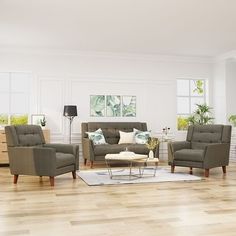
[
  {"left": 5, "top": 125, "right": 79, "bottom": 186},
  {"left": 168, "top": 125, "right": 231, "bottom": 177}
]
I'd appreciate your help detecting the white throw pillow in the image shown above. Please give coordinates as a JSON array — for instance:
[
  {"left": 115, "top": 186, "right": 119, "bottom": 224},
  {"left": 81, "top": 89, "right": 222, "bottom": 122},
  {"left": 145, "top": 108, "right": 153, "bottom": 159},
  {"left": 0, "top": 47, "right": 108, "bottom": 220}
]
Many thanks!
[
  {"left": 86, "top": 128, "right": 107, "bottom": 145},
  {"left": 118, "top": 130, "right": 135, "bottom": 144},
  {"left": 133, "top": 128, "right": 151, "bottom": 144}
]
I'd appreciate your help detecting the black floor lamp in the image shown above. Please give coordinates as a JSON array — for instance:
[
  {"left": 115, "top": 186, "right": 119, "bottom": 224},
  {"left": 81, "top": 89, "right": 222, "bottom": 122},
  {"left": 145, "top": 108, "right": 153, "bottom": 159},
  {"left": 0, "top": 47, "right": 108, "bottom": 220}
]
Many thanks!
[{"left": 63, "top": 105, "right": 77, "bottom": 144}]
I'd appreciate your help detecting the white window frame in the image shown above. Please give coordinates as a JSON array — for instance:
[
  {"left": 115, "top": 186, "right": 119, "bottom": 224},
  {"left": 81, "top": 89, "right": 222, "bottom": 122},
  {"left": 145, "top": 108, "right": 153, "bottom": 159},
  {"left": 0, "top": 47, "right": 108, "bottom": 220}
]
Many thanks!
[{"left": 0, "top": 72, "right": 30, "bottom": 125}]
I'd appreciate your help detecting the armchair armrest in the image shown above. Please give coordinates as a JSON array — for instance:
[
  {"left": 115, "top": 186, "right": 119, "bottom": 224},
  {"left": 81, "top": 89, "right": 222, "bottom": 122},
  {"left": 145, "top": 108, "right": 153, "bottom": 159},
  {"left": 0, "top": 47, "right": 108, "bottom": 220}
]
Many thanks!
[
  {"left": 8, "top": 146, "right": 56, "bottom": 176},
  {"left": 82, "top": 138, "right": 95, "bottom": 161},
  {"left": 168, "top": 141, "right": 191, "bottom": 164},
  {"left": 43, "top": 143, "right": 79, "bottom": 170},
  {"left": 170, "top": 141, "right": 191, "bottom": 152},
  {"left": 204, "top": 143, "right": 230, "bottom": 168}
]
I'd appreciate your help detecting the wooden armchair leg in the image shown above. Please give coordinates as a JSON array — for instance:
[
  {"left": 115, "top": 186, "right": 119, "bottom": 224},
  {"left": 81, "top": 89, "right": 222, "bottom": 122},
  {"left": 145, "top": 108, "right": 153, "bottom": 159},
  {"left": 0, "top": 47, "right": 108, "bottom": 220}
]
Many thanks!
[
  {"left": 72, "top": 171, "right": 76, "bottom": 179},
  {"left": 222, "top": 166, "right": 226, "bottom": 174},
  {"left": 84, "top": 159, "right": 87, "bottom": 166},
  {"left": 13, "top": 175, "right": 19, "bottom": 184},
  {"left": 204, "top": 169, "right": 209, "bottom": 177},
  {"left": 90, "top": 161, "right": 94, "bottom": 169},
  {"left": 49, "top": 176, "right": 55, "bottom": 186},
  {"left": 171, "top": 165, "right": 175, "bottom": 173},
  {"left": 189, "top": 167, "right": 193, "bottom": 175}
]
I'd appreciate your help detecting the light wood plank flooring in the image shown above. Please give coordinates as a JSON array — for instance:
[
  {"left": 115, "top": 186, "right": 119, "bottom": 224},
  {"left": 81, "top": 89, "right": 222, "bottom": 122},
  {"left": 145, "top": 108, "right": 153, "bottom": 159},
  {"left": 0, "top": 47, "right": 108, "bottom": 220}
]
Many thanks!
[{"left": 1, "top": 161, "right": 236, "bottom": 236}]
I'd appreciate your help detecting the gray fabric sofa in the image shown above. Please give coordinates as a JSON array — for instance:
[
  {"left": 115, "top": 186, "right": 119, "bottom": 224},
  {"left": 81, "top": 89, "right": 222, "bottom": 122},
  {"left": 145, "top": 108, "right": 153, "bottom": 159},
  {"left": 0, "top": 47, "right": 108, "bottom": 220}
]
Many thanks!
[
  {"left": 5, "top": 125, "right": 79, "bottom": 186},
  {"left": 168, "top": 124, "right": 231, "bottom": 177},
  {"left": 81, "top": 122, "right": 159, "bottom": 168}
]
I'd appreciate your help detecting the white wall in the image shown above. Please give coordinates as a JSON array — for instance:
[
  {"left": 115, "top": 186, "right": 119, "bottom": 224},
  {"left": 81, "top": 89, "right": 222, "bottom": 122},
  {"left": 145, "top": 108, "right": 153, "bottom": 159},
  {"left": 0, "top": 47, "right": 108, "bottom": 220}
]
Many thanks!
[
  {"left": 213, "top": 58, "right": 236, "bottom": 125},
  {"left": 213, "top": 60, "right": 226, "bottom": 123},
  {"left": 0, "top": 50, "right": 213, "bottom": 143}
]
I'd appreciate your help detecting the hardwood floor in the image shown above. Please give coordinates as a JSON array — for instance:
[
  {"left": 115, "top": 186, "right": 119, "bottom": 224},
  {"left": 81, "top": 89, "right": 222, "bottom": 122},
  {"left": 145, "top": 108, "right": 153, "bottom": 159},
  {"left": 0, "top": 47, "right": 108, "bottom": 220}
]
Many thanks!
[{"left": 1, "top": 161, "right": 236, "bottom": 236}]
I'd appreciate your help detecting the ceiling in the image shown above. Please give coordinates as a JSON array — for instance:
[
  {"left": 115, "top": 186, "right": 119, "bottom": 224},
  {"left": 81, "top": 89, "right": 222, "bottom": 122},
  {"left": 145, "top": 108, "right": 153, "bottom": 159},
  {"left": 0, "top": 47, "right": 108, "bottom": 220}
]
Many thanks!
[{"left": 0, "top": 0, "right": 236, "bottom": 57}]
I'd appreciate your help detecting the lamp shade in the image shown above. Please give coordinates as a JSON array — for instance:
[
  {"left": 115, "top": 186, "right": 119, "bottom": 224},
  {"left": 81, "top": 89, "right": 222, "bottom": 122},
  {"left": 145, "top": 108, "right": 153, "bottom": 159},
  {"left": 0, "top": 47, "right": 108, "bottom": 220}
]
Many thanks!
[{"left": 63, "top": 105, "right": 77, "bottom": 117}]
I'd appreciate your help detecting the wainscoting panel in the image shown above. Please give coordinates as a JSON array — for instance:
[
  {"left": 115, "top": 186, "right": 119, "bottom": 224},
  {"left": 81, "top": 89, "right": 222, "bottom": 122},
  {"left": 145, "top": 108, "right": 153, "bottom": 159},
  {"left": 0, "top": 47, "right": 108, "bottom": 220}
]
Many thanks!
[{"left": 39, "top": 78, "right": 65, "bottom": 137}]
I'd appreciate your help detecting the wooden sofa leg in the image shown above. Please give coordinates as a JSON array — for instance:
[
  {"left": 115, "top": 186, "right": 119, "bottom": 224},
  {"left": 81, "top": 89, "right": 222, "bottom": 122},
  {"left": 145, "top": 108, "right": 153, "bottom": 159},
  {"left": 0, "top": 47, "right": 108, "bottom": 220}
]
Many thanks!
[
  {"left": 189, "top": 167, "right": 193, "bottom": 175},
  {"left": 222, "top": 166, "right": 226, "bottom": 174},
  {"left": 205, "top": 169, "right": 209, "bottom": 177},
  {"left": 13, "top": 175, "right": 19, "bottom": 184},
  {"left": 72, "top": 171, "right": 76, "bottom": 179},
  {"left": 90, "top": 161, "right": 94, "bottom": 169},
  {"left": 84, "top": 159, "right": 87, "bottom": 166},
  {"left": 49, "top": 176, "right": 55, "bottom": 186},
  {"left": 171, "top": 165, "right": 175, "bottom": 173}
]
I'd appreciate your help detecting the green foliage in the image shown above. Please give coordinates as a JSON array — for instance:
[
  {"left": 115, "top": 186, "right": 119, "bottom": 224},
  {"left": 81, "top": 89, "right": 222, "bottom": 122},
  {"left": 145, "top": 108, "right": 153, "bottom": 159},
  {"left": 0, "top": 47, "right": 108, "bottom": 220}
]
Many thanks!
[
  {"left": 188, "top": 104, "right": 214, "bottom": 125},
  {"left": 10, "top": 115, "right": 28, "bottom": 125},
  {"left": 40, "top": 117, "right": 46, "bottom": 126},
  {"left": 228, "top": 115, "right": 236, "bottom": 127},
  {"left": 146, "top": 137, "right": 159, "bottom": 150},
  {"left": 177, "top": 116, "right": 189, "bottom": 130},
  {"left": 193, "top": 80, "right": 204, "bottom": 94},
  {"left": 0, "top": 114, "right": 8, "bottom": 125}
]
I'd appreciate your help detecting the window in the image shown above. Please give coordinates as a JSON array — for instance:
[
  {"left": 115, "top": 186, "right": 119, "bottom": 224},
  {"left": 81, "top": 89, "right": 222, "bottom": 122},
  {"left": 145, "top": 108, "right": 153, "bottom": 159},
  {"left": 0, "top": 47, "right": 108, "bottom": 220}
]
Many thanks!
[
  {"left": 177, "top": 79, "right": 208, "bottom": 130},
  {"left": 0, "top": 72, "right": 31, "bottom": 126}
]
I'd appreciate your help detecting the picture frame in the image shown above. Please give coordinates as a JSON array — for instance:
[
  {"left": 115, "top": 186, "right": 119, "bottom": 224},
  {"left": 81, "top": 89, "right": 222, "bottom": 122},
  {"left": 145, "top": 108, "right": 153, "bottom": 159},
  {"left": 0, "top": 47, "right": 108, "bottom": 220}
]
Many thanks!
[
  {"left": 106, "top": 95, "right": 121, "bottom": 117},
  {"left": 90, "top": 95, "right": 106, "bottom": 117},
  {"left": 122, "top": 95, "right": 136, "bottom": 117},
  {"left": 31, "top": 114, "right": 45, "bottom": 126}
]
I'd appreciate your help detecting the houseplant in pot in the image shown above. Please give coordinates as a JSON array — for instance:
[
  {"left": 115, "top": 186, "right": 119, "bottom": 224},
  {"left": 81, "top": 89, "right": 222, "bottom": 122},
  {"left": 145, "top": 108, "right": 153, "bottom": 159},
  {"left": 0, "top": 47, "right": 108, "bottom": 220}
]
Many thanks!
[{"left": 146, "top": 137, "right": 159, "bottom": 159}]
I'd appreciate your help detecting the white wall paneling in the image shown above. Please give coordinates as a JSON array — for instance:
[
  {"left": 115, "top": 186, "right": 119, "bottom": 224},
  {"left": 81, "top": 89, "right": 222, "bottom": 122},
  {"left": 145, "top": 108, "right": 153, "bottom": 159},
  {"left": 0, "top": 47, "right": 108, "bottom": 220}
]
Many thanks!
[
  {"left": 0, "top": 50, "right": 214, "bottom": 146},
  {"left": 39, "top": 78, "right": 65, "bottom": 142}
]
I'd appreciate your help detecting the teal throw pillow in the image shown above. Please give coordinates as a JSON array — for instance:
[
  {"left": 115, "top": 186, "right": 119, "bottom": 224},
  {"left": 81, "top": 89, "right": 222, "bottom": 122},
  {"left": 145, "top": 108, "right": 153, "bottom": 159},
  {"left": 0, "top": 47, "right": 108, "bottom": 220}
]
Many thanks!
[
  {"left": 86, "top": 128, "right": 107, "bottom": 145},
  {"left": 133, "top": 128, "right": 151, "bottom": 144}
]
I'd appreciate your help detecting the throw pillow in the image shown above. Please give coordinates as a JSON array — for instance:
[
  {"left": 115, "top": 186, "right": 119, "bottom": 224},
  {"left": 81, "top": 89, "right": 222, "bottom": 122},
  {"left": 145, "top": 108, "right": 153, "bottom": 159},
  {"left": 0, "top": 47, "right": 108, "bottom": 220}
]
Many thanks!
[
  {"left": 118, "top": 130, "right": 135, "bottom": 144},
  {"left": 86, "top": 128, "right": 107, "bottom": 145},
  {"left": 133, "top": 128, "right": 151, "bottom": 144}
]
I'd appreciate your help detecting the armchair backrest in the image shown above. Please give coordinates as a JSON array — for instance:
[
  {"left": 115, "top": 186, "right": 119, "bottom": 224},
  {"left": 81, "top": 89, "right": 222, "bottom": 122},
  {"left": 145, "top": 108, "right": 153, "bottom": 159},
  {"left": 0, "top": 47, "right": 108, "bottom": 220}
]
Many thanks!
[
  {"left": 5, "top": 125, "right": 45, "bottom": 147},
  {"left": 186, "top": 125, "right": 231, "bottom": 149}
]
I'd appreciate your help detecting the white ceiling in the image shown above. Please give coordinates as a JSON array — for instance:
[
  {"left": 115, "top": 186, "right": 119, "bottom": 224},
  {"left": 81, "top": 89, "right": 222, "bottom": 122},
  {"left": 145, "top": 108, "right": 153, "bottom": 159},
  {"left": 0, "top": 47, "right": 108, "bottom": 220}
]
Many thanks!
[{"left": 0, "top": 0, "right": 236, "bottom": 57}]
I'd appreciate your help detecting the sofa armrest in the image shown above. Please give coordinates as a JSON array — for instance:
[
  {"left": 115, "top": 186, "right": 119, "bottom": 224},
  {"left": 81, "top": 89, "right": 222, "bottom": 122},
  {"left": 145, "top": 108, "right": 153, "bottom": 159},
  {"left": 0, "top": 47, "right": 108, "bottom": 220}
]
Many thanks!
[
  {"left": 204, "top": 143, "right": 230, "bottom": 168},
  {"left": 8, "top": 146, "right": 56, "bottom": 176},
  {"left": 168, "top": 141, "right": 191, "bottom": 164},
  {"left": 44, "top": 143, "right": 79, "bottom": 169},
  {"left": 82, "top": 138, "right": 95, "bottom": 161}
]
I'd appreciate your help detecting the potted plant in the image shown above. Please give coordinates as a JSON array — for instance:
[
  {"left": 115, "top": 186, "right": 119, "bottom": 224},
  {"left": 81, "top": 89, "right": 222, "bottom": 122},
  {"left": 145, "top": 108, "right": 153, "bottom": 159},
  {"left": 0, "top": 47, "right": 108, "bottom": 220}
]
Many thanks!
[
  {"left": 40, "top": 117, "right": 46, "bottom": 128},
  {"left": 146, "top": 137, "right": 159, "bottom": 159},
  {"left": 188, "top": 103, "right": 214, "bottom": 125},
  {"left": 228, "top": 115, "right": 236, "bottom": 127}
]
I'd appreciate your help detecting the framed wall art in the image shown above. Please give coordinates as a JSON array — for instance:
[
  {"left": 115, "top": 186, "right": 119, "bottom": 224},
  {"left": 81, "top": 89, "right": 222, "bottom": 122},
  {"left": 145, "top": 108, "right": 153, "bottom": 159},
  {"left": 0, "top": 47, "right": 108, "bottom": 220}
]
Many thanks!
[
  {"left": 31, "top": 114, "right": 45, "bottom": 126},
  {"left": 90, "top": 95, "right": 105, "bottom": 117},
  {"left": 106, "top": 95, "right": 121, "bottom": 117},
  {"left": 122, "top": 96, "right": 136, "bottom": 117}
]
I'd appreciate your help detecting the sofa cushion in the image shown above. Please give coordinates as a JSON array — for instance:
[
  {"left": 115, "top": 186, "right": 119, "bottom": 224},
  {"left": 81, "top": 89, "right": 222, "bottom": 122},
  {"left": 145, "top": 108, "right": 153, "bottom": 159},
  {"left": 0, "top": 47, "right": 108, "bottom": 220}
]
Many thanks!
[
  {"left": 94, "top": 144, "right": 128, "bottom": 156},
  {"left": 118, "top": 130, "right": 135, "bottom": 144},
  {"left": 174, "top": 149, "right": 205, "bottom": 162},
  {"left": 94, "top": 144, "right": 149, "bottom": 156},
  {"left": 56, "top": 152, "right": 75, "bottom": 168},
  {"left": 86, "top": 128, "right": 107, "bottom": 145},
  {"left": 134, "top": 128, "right": 151, "bottom": 144}
]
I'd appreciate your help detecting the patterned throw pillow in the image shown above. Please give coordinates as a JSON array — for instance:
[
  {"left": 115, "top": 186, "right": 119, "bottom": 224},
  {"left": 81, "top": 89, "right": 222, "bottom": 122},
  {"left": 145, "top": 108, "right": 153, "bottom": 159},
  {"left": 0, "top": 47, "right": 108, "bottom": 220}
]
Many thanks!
[
  {"left": 86, "top": 128, "right": 107, "bottom": 145},
  {"left": 118, "top": 130, "right": 135, "bottom": 144},
  {"left": 133, "top": 128, "right": 151, "bottom": 144}
]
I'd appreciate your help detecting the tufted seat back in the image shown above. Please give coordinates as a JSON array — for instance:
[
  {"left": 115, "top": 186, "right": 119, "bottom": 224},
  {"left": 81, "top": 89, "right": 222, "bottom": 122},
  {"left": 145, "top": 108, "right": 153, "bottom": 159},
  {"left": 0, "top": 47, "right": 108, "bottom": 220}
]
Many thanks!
[
  {"left": 186, "top": 125, "right": 231, "bottom": 150},
  {"left": 5, "top": 125, "right": 45, "bottom": 147},
  {"left": 82, "top": 122, "right": 147, "bottom": 144}
]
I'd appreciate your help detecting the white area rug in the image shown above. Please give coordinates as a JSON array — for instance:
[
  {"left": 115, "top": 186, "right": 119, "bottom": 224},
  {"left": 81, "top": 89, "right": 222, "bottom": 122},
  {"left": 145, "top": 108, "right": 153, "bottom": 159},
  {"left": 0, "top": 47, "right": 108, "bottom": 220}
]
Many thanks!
[{"left": 77, "top": 167, "right": 202, "bottom": 186}]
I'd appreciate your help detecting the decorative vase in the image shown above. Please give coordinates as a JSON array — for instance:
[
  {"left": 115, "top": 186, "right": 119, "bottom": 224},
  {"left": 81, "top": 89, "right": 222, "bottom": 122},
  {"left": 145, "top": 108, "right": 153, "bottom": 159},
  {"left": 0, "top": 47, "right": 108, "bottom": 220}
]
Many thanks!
[{"left": 148, "top": 150, "right": 154, "bottom": 159}]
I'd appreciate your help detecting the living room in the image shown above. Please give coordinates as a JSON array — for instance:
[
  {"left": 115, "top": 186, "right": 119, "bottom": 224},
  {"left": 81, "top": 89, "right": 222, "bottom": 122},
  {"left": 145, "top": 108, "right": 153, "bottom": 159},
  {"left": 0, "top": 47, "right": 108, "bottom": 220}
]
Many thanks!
[{"left": 1, "top": 0, "right": 236, "bottom": 235}]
